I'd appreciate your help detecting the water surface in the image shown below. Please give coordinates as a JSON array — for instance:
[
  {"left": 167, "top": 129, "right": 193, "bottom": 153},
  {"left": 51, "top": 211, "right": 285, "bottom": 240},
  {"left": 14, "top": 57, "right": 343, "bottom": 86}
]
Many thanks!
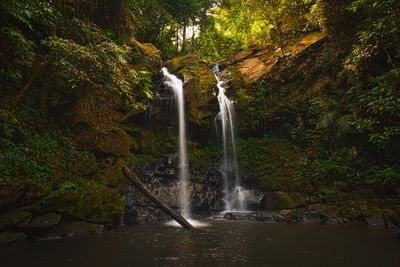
[{"left": 1, "top": 220, "right": 399, "bottom": 267}]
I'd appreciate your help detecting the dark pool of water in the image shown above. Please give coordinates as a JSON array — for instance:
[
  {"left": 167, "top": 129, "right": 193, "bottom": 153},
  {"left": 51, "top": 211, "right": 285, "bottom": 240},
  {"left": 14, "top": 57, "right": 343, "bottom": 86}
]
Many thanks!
[{"left": 1, "top": 220, "right": 399, "bottom": 267}]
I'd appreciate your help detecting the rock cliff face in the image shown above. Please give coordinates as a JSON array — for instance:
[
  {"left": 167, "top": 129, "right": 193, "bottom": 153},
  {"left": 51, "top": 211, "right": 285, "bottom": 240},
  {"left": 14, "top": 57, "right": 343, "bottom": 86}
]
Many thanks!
[
  {"left": 121, "top": 154, "right": 224, "bottom": 223},
  {"left": 219, "top": 32, "right": 327, "bottom": 90}
]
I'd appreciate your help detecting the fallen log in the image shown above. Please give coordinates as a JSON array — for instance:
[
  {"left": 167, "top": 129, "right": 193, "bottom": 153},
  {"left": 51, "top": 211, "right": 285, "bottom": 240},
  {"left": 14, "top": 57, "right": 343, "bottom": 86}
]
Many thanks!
[{"left": 122, "top": 165, "right": 194, "bottom": 229}]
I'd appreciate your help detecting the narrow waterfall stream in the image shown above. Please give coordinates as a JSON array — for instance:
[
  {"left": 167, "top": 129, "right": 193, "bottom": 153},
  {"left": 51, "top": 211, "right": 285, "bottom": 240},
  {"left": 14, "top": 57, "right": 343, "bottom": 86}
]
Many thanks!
[
  {"left": 161, "top": 68, "right": 190, "bottom": 218},
  {"left": 213, "top": 65, "right": 248, "bottom": 211}
]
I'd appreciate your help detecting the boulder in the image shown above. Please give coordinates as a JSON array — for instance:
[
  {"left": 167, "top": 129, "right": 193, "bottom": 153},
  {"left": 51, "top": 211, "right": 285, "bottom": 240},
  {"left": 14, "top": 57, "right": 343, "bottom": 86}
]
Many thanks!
[
  {"left": 50, "top": 185, "right": 125, "bottom": 224},
  {"left": 78, "top": 127, "right": 131, "bottom": 157},
  {"left": 19, "top": 213, "right": 62, "bottom": 228}
]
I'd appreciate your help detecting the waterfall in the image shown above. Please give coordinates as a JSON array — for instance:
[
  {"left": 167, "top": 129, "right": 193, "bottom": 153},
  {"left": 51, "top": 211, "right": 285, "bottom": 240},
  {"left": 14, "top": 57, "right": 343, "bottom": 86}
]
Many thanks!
[
  {"left": 213, "top": 65, "right": 247, "bottom": 211},
  {"left": 161, "top": 67, "right": 190, "bottom": 218}
]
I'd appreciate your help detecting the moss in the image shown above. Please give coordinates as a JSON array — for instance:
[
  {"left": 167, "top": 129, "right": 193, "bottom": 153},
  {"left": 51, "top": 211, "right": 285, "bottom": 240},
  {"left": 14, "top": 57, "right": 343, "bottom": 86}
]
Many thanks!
[
  {"left": 71, "top": 151, "right": 97, "bottom": 175},
  {"left": 123, "top": 153, "right": 157, "bottom": 168},
  {"left": 47, "top": 179, "right": 125, "bottom": 224},
  {"left": 94, "top": 167, "right": 126, "bottom": 187}
]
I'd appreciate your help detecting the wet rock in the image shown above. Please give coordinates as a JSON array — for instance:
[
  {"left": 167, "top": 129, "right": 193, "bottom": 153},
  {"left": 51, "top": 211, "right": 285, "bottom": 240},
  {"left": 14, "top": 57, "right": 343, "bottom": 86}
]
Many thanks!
[
  {"left": 121, "top": 155, "right": 224, "bottom": 223},
  {"left": 222, "top": 210, "right": 297, "bottom": 223},
  {"left": 0, "top": 231, "right": 26, "bottom": 245},
  {"left": 300, "top": 204, "right": 343, "bottom": 224}
]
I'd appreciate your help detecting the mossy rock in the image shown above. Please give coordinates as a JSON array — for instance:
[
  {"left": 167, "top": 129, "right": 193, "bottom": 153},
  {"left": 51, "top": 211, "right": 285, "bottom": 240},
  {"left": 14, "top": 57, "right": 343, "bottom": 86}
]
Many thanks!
[
  {"left": 0, "top": 210, "right": 32, "bottom": 229},
  {"left": 71, "top": 151, "right": 97, "bottom": 175},
  {"left": 49, "top": 182, "right": 125, "bottom": 224},
  {"left": 19, "top": 213, "right": 62, "bottom": 228},
  {"left": 94, "top": 167, "right": 126, "bottom": 187},
  {"left": 164, "top": 55, "right": 218, "bottom": 126},
  {"left": 0, "top": 231, "right": 26, "bottom": 245},
  {"left": 78, "top": 127, "right": 131, "bottom": 157},
  {"left": 259, "top": 191, "right": 305, "bottom": 210},
  {"left": 164, "top": 54, "right": 198, "bottom": 74}
]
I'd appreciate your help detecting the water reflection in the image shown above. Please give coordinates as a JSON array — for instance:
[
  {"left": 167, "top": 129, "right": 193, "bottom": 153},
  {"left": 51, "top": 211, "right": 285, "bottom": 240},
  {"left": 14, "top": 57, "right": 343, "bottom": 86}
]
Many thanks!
[{"left": 1, "top": 220, "right": 399, "bottom": 267}]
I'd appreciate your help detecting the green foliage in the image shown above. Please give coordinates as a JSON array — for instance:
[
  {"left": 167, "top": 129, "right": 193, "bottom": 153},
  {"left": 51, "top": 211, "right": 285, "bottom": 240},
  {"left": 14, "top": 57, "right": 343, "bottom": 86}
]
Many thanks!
[
  {"left": 131, "top": 0, "right": 216, "bottom": 57},
  {"left": 0, "top": 0, "right": 52, "bottom": 88},
  {"left": 237, "top": 135, "right": 309, "bottom": 192},
  {"left": 231, "top": 0, "right": 400, "bottom": 199},
  {"left": 194, "top": 0, "right": 321, "bottom": 61},
  {"left": 42, "top": 19, "right": 153, "bottom": 112},
  {"left": 0, "top": 107, "right": 73, "bottom": 183},
  {"left": 189, "top": 143, "right": 220, "bottom": 167},
  {"left": 236, "top": 81, "right": 273, "bottom": 130}
]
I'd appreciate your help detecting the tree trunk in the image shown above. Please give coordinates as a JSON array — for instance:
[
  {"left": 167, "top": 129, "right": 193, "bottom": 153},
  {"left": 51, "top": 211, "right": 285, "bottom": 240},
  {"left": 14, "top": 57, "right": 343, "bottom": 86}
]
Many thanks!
[
  {"left": 122, "top": 165, "right": 195, "bottom": 229},
  {"left": 182, "top": 24, "right": 187, "bottom": 52}
]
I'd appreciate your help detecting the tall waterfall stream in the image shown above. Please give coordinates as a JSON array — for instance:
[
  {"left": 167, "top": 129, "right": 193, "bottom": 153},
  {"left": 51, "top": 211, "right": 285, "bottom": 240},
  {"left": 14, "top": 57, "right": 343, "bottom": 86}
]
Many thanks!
[
  {"left": 213, "top": 65, "right": 248, "bottom": 212},
  {"left": 161, "top": 68, "right": 190, "bottom": 218}
]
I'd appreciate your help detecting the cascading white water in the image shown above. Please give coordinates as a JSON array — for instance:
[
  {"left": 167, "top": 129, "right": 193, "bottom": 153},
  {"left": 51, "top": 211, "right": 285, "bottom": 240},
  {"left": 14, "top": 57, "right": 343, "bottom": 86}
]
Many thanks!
[
  {"left": 161, "top": 67, "right": 190, "bottom": 218},
  {"left": 213, "top": 65, "right": 248, "bottom": 211}
]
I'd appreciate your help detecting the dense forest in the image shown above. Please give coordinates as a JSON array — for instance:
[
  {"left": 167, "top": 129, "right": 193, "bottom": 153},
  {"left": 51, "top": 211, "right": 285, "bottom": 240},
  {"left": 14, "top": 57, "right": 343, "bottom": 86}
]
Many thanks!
[{"left": 1, "top": 0, "right": 400, "bottom": 245}]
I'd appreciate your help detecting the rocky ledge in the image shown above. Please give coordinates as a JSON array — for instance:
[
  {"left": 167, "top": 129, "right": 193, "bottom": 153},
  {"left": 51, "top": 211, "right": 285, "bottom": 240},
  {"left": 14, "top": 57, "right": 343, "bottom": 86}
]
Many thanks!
[{"left": 120, "top": 154, "right": 224, "bottom": 224}]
